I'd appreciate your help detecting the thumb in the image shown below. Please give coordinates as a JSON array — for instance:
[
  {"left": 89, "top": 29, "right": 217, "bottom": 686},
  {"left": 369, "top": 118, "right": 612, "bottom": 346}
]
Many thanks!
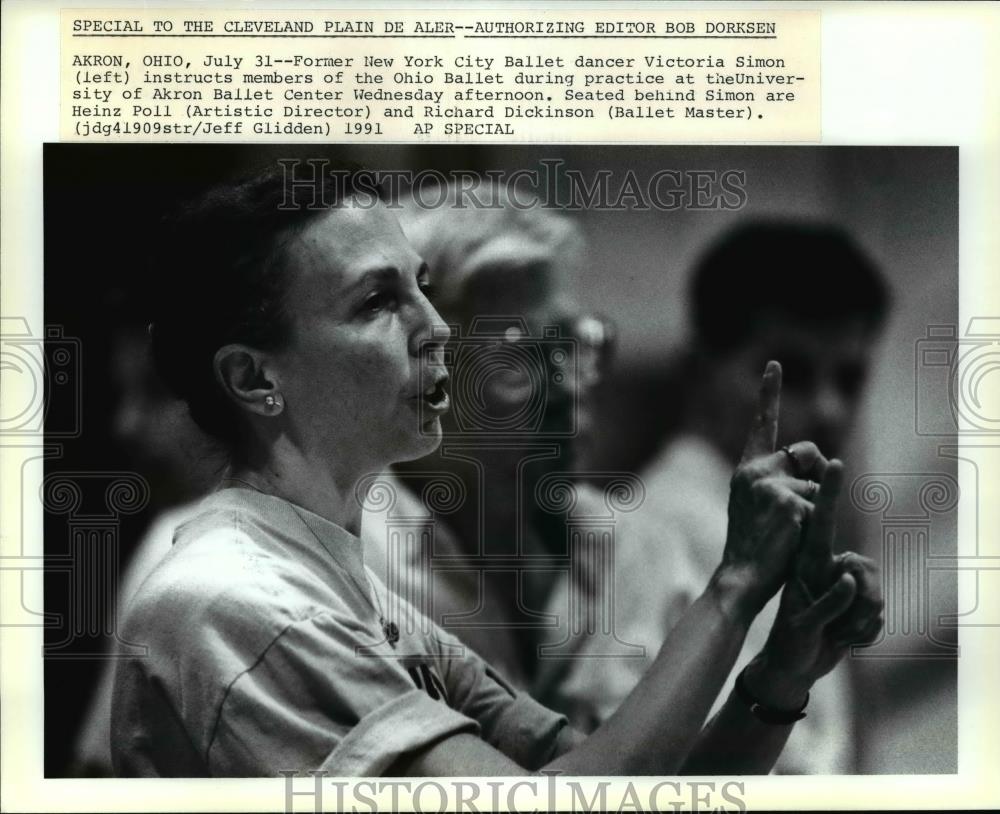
[
  {"left": 796, "top": 572, "right": 857, "bottom": 629},
  {"left": 798, "top": 460, "right": 844, "bottom": 595}
]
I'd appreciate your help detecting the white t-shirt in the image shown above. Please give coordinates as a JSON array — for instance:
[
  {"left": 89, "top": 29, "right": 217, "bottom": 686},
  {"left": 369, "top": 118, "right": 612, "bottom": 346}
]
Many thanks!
[
  {"left": 361, "top": 474, "right": 613, "bottom": 693},
  {"left": 111, "top": 487, "right": 567, "bottom": 777},
  {"left": 73, "top": 501, "right": 200, "bottom": 775}
]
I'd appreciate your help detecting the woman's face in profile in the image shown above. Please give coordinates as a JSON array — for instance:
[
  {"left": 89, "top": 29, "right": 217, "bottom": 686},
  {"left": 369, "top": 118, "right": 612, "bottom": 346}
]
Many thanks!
[{"left": 269, "top": 198, "right": 451, "bottom": 471}]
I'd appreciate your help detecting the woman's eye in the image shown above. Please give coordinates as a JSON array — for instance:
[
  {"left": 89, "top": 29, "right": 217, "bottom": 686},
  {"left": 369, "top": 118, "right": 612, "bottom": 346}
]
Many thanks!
[{"left": 362, "top": 290, "right": 396, "bottom": 314}]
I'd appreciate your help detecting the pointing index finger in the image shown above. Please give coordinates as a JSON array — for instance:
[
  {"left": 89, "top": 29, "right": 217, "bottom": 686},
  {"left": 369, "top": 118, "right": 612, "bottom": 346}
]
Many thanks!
[{"left": 740, "top": 360, "right": 782, "bottom": 463}]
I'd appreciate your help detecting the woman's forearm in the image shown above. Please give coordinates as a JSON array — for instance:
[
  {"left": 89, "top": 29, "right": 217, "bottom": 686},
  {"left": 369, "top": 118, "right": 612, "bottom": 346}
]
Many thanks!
[
  {"left": 678, "top": 660, "right": 810, "bottom": 775},
  {"left": 544, "top": 567, "right": 759, "bottom": 776}
]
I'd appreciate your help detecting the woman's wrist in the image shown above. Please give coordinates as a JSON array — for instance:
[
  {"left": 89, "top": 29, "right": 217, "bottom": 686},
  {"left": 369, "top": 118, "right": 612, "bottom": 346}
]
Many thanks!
[
  {"left": 742, "top": 654, "right": 813, "bottom": 711},
  {"left": 707, "top": 564, "right": 765, "bottom": 627}
]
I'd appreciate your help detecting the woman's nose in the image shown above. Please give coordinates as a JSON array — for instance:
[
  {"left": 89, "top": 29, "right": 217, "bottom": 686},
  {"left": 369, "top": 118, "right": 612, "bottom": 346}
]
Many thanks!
[{"left": 409, "top": 294, "right": 452, "bottom": 359}]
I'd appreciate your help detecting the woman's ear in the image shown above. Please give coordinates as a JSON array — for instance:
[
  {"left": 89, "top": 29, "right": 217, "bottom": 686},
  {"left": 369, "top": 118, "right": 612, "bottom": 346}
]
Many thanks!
[{"left": 213, "top": 344, "right": 282, "bottom": 416}]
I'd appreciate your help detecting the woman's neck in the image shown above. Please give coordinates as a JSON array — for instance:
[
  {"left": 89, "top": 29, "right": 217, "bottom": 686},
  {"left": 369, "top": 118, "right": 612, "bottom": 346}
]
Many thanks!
[{"left": 227, "top": 439, "right": 367, "bottom": 536}]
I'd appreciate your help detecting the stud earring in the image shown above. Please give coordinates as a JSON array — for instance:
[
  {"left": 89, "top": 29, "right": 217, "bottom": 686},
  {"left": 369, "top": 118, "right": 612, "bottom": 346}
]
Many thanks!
[{"left": 264, "top": 394, "right": 282, "bottom": 411}]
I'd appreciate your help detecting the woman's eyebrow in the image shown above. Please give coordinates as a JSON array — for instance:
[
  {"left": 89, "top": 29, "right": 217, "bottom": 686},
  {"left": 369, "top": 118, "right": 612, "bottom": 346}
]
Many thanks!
[
  {"left": 340, "top": 266, "right": 400, "bottom": 294},
  {"left": 335, "top": 257, "right": 427, "bottom": 298}
]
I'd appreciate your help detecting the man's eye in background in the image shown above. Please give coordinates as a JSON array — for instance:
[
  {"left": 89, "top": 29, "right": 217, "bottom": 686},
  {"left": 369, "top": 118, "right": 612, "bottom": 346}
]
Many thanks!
[
  {"left": 836, "top": 363, "right": 867, "bottom": 398},
  {"left": 418, "top": 282, "right": 437, "bottom": 302},
  {"left": 770, "top": 352, "right": 813, "bottom": 392}
]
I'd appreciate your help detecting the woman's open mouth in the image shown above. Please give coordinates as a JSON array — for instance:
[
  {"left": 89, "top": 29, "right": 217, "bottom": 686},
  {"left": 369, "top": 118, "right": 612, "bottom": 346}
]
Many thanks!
[{"left": 420, "top": 378, "right": 450, "bottom": 414}]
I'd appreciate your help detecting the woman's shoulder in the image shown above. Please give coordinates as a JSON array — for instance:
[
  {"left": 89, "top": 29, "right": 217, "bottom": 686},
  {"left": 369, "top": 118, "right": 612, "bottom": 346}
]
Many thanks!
[{"left": 121, "top": 490, "right": 333, "bottom": 647}]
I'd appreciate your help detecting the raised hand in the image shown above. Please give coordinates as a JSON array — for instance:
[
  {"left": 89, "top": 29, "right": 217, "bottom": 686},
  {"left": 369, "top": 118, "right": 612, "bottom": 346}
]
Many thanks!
[
  {"left": 746, "top": 460, "right": 884, "bottom": 704},
  {"left": 717, "top": 361, "right": 832, "bottom": 615},
  {"left": 796, "top": 457, "right": 843, "bottom": 596}
]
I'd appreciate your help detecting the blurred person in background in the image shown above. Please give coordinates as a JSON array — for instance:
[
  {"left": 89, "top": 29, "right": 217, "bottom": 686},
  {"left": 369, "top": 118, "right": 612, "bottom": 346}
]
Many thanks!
[
  {"left": 546, "top": 220, "right": 891, "bottom": 773},
  {"left": 362, "top": 182, "right": 614, "bottom": 690},
  {"left": 107, "top": 320, "right": 218, "bottom": 508},
  {"left": 70, "top": 313, "right": 217, "bottom": 775}
]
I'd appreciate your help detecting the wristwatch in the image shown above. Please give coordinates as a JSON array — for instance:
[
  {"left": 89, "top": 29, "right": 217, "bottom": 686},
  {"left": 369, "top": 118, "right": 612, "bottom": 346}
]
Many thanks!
[{"left": 735, "top": 666, "right": 809, "bottom": 724}]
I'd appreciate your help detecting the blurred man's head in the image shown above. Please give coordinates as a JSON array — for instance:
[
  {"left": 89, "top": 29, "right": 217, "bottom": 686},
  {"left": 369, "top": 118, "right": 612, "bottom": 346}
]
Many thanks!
[
  {"left": 689, "top": 220, "right": 891, "bottom": 459},
  {"left": 396, "top": 183, "right": 612, "bottom": 462},
  {"left": 110, "top": 322, "right": 217, "bottom": 506}
]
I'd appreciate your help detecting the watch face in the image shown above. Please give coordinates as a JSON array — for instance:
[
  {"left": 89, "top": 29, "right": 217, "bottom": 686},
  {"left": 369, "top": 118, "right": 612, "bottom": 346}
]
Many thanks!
[{"left": 383, "top": 620, "right": 400, "bottom": 646}]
